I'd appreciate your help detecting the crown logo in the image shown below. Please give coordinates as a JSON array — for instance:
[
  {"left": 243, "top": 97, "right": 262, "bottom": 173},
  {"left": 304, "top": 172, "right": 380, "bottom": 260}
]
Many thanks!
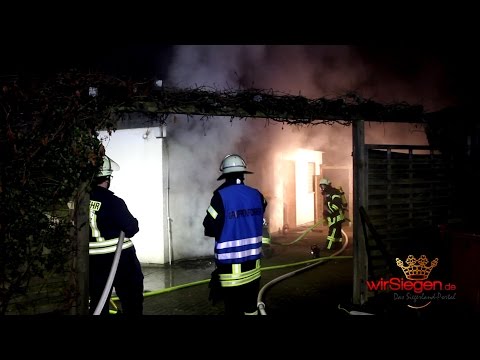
[{"left": 395, "top": 255, "right": 439, "bottom": 280}]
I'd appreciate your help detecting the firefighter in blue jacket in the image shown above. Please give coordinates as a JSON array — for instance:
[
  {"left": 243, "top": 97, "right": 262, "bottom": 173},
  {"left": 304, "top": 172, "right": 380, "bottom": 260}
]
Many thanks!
[
  {"left": 203, "top": 154, "right": 267, "bottom": 315},
  {"left": 88, "top": 155, "right": 144, "bottom": 315}
]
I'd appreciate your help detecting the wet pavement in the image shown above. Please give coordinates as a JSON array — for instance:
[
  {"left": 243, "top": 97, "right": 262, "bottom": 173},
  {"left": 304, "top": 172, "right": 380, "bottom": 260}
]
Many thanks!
[
  {"left": 119, "top": 223, "right": 355, "bottom": 316},
  {"left": 112, "top": 223, "right": 477, "bottom": 318}
]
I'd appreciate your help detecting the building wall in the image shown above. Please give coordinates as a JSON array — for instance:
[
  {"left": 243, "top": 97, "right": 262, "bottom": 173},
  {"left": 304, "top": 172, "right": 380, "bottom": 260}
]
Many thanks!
[
  {"left": 98, "top": 125, "right": 325, "bottom": 263},
  {"left": 98, "top": 128, "right": 167, "bottom": 264}
]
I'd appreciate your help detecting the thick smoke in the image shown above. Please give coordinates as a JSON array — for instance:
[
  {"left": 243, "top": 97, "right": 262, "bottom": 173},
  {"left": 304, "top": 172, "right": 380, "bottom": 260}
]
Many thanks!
[{"left": 164, "top": 45, "right": 441, "bottom": 260}]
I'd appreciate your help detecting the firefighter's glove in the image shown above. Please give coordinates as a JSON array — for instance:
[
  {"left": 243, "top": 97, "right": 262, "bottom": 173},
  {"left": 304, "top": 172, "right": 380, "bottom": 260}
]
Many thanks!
[{"left": 208, "top": 268, "right": 222, "bottom": 305}]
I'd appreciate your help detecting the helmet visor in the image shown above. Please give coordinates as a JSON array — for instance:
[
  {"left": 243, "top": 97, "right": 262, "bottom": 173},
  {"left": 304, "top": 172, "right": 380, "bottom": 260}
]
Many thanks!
[{"left": 97, "top": 156, "right": 120, "bottom": 177}]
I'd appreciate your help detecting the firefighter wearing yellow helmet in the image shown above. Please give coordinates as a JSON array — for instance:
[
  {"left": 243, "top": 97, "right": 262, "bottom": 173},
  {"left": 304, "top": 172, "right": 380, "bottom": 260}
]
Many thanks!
[
  {"left": 319, "top": 178, "right": 346, "bottom": 250},
  {"left": 204, "top": 154, "right": 268, "bottom": 315}
]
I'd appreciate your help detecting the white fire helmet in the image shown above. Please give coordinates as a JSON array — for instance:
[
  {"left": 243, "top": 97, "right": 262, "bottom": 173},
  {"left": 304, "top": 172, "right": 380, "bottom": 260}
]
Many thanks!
[
  {"left": 319, "top": 178, "right": 331, "bottom": 186},
  {"left": 217, "top": 154, "right": 253, "bottom": 180},
  {"left": 97, "top": 155, "right": 120, "bottom": 177}
]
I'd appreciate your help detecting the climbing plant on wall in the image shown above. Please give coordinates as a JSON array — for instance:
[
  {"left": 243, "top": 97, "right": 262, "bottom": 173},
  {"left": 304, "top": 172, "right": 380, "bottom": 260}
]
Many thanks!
[{"left": 0, "top": 71, "right": 118, "bottom": 314}]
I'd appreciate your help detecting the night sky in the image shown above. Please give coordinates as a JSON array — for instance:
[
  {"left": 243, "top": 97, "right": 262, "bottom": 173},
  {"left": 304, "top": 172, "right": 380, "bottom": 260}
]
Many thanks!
[
  {"left": 0, "top": 43, "right": 172, "bottom": 78},
  {"left": 353, "top": 45, "right": 478, "bottom": 108},
  {"left": 1, "top": 44, "right": 477, "bottom": 111}
]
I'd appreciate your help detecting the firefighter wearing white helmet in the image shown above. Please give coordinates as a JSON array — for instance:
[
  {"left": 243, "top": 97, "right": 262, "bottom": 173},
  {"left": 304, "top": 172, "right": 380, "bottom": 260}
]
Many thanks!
[
  {"left": 217, "top": 153, "right": 253, "bottom": 180},
  {"left": 204, "top": 153, "right": 267, "bottom": 315},
  {"left": 319, "top": 178, "right": 346, "bottom": 250},
  {"left": 97, "top": 155, "right": 120, "bottom": 178},
  {"left": 88, "top": 155, "right": 144, "bottom": 315},
  {"left": 319, "top": 178, "right": 331, "bottom": 187}
]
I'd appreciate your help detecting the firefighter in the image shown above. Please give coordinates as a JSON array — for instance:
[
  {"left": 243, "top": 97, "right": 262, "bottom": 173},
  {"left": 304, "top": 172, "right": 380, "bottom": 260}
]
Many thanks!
[
  {"left": 262, "top": 218, "right": 273, "bottom": 258},
  {"left": 203, "top": 154, "right": 268, "bottom": 315},
  {"left": 319, "top": 178, "right": 346, "bottom": 250},
  {"left": 88, "top": 155, "right": 144, "bottom": 315}
]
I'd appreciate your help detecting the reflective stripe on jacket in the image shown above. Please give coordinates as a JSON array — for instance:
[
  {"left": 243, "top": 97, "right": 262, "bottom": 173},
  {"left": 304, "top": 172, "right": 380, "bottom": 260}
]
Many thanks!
[
  {"left": 215, "top": 184, "right": 263, "bottom": 265},
  {"left": 326, "top": 194, "right": 345, "bottom": 225},
  {"left": 262, "top": 225, "right": 271, "bottom": 244},
  {"left": 89, "top": 237, "right": 134, "bottom": 255},
  {"left": 89, "top": 186, "right": 139, "bottom": 256},
  {"left": 219, "top": 259, "right": 261, "bottom": 287}
]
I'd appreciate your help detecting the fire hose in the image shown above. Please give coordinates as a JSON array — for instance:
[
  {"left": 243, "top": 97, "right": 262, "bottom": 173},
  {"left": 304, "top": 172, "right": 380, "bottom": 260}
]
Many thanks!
[
  {"left": 273, "top": 218, "right": 325, "bottom": 246},
  {"left": 93, "top": 230, "right": 125, "bottom": 315},
  {"left": 257, "top": 228, "right": 349, "bottom": 315},
  {"left": 108, "top": 226, "right": 350, "bottom": 314}
]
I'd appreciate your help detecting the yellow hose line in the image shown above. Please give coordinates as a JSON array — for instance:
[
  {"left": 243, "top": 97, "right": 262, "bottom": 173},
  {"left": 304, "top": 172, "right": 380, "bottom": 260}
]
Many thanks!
[
  {"left": 272, "top": 219, "right": 324, "bottom": 246},
  {"left": 110, "top": 254, "right": 352, "bottom": 304},
  {"left": 110, "top": 226, "right": 348, "bottom": 312},
  {"left": 111, "top": 220, "right": 334, "bottom": 307},
  {"left": 111, "top": 278, "right": 210, "bottom": 302}
]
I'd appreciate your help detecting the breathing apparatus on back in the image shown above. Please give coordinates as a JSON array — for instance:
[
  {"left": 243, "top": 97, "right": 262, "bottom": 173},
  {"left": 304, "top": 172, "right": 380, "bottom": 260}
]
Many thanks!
[{"left": 338, "top": 186, "right": 348, "bottom": 212}]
